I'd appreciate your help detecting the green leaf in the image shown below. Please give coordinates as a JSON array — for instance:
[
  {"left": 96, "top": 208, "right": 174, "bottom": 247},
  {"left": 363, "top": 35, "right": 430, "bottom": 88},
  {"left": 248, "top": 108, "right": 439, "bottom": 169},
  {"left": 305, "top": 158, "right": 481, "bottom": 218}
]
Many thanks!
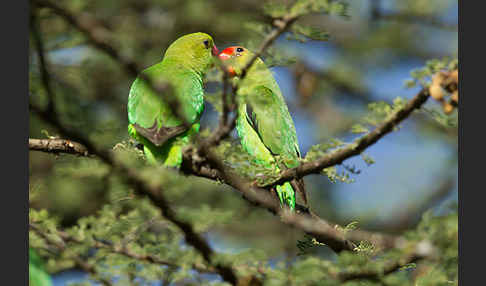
[
  {"left": 291, "top": 24, "right": 329, "bottom": 42},
  {"left": 350, "top": 124, "right": 368, "bottom": 134}
]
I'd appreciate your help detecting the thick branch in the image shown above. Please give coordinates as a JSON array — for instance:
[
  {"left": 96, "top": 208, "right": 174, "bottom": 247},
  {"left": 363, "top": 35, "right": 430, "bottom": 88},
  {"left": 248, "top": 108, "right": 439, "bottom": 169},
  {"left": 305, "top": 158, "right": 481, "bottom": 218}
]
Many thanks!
[
  {"left": 263, "top": 89, "right": 430, "bottom": 188},
  {"left": 29, "top": 138, "right": 90, "bottom": 156},
  {"left": 28, "top": 132, "right": 413, "bottom": 255},
  {"left": 192, "top": 144, "right": 357, "bottom": 253},
  {"left": 28, "top": 130, "right": 380, "bottom": 255},
  {"left": 30, "top": 103, "right": 238, "bottom": 285},
  {"left": 30, "top": 85, "right": 430, "bottom": 254}
]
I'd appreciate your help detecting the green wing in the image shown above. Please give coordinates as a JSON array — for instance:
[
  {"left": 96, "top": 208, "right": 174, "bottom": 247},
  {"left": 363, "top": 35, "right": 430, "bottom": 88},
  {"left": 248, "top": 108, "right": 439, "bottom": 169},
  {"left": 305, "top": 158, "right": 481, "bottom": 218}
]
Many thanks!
[
  {"left": 127, "top": 62, "right": 204, "bottom": 147},
  {"left": 237, "top": 85, "right": 307, "bottom": 206},
  {"left": 244, "top": 86, "right": 301, "bottom": 167}
]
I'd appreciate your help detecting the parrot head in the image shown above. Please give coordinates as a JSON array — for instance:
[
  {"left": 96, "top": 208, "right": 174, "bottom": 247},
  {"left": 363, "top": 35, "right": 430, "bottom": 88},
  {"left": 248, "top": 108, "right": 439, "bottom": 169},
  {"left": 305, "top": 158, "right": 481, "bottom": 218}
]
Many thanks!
[
  {"left": 218, "top": 46, "right": 254, "bottom": 77},
  {"left": 164, "top": 32, "right": 219, "bottom": 74}
]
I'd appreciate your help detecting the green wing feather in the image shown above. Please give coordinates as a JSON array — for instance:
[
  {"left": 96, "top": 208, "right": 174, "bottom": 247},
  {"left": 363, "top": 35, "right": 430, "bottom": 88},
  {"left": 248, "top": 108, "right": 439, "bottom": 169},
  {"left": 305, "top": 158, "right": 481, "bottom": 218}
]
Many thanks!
[
  {"left": 236, "top": 69, "right": 307, "bottom": 210},
  {"left": 127, "top": 63, "right": 204, "bottom": 166},
  {"left": 128, "top": 62, "right": 204, "bottom": 130},
  {"left": 244, "top": 86, "right": 301, "bottom": 166}
]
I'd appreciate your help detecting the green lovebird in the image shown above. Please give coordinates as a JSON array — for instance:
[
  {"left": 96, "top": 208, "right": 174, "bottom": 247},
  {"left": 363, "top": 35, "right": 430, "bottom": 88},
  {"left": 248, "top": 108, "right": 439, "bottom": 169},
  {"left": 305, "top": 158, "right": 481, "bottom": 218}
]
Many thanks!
[
  {"left": 128, "top": 33, "right": 219, "bottom": 166},
  {"left": 29, "top": 248, "right": 52, "bottom": 286},
  {"left": 219, "top": 46, "right": 307, "bottom": 211}
]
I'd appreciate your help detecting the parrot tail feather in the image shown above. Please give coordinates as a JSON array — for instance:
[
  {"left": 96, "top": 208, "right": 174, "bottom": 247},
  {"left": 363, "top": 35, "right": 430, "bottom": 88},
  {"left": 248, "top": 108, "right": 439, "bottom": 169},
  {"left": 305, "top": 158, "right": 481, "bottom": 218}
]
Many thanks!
[{"left": 276, "top": 182, "right": 296, "bottom": 211}]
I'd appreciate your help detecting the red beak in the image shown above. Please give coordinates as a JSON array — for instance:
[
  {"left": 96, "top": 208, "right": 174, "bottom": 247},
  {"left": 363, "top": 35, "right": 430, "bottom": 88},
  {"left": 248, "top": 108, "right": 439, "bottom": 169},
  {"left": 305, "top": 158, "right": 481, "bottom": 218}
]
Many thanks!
[
  {"left": 212, "top": 45, "right": 220, "bottom": 56},
  {"left": 218, "top": 47, "right": 235, "bottom": 61},
  {"left": 218, "top": 47, "right": 237, "bottom": 77}
]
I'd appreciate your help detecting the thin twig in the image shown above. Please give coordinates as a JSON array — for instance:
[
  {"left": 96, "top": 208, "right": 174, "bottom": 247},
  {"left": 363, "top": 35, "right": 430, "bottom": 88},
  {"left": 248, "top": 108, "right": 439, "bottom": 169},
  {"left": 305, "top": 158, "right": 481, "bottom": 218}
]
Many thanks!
[
  {"left": 339, "top": 240, "right": 436, "bottom": 282},
  {"left": 239, "top": 15, "right": 299, "bottom": 80},
  {"left": 30, "top": 223, "right": 218, "bottom": 275},
  {"left": 30, "top": 224, "right": 114, "bottom": 286},
  {"left": 33, "top": 0, "right": 140, "bottom": 76},
  {"left": 32, "top": 0, "right": 186, "bottom": 127},
  {"left": 201, "top": 3, "right": 301, "bottom": 149}
]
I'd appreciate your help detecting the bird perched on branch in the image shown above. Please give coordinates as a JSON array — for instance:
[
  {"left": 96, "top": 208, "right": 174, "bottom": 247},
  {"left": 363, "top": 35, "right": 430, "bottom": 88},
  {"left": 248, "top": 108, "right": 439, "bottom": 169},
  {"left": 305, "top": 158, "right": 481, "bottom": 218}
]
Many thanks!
[
  {"left": 219, "top": 46, "right": 307, "bottom": 211},
  {"left": 128, "top": 33, "right": 219, "bottom": 166}
]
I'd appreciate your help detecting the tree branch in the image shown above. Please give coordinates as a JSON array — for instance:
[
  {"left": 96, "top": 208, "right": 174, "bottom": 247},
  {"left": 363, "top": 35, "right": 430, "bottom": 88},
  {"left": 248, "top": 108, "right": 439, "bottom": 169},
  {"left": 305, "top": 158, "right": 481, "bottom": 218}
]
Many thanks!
[
  {"left": 29, "top": 84, "right": 431, "bottom": 255},
  {"left": 339, "top": 240, "right": 436, "bottom": 282},
  {"left": 30, "top": 223, "right": 219, "bottom": 275},
  {"left": 30, "top": 8, "right": 56, "bottom": 117},
  {"left": 200, "top": 9, "right": 300, "bottom": 149},
  {"left": 32, "top": 0, "right": 183, "bottom": 127},
  {"left": 30, "top": 223, "right": 114, "bottom": 286},
  {"left": 30, "top": 103, "right": 239, "bottom": 285},
  {"left": 29, "top": 134, "right": 404, "bottom": 254},
  {"left": 262, "top": 89, "right": 430, "bottom": 188},
  {"left": 28, "top": 33, "right": 240, "bottom": 285},
  {"left": 33, "top": 0, "right": 140, "bottom": 77},
  {"left": 29, "top": 0, "right": 437, "bottom": 270},
  {"left": 29, "top": 7, "right": 231, "bottom": 275},
  {"left": 29, "top": 138, "right": 90, "bottom": 156}
]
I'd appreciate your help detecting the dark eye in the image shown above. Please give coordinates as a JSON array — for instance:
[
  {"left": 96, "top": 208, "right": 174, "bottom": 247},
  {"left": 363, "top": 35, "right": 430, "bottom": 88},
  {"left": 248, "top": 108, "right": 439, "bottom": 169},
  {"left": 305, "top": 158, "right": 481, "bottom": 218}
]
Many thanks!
[
  {"left": 203, "top": 40, "right": 210, "bottom": 49},
  {"left": 236, "top": 47, "right": 244, "bottom": 53}
]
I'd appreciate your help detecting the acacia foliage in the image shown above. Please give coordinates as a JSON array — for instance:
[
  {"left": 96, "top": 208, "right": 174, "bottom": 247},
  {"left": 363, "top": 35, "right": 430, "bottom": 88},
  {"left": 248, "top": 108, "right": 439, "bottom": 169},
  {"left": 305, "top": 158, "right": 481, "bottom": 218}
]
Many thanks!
[{"left": 29, "top": 0, "right": 458, "bottom": 285}]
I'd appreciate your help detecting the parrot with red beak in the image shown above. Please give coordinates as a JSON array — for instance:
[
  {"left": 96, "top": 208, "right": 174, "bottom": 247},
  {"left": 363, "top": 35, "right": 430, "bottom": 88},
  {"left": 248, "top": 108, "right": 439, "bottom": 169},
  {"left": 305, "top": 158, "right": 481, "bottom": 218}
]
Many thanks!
[
  {"left": 128, "top": 33, "right": 219, "bottom": 166},
  {"left": 219, "top": 46, "right": 307, "bottom": 211}
]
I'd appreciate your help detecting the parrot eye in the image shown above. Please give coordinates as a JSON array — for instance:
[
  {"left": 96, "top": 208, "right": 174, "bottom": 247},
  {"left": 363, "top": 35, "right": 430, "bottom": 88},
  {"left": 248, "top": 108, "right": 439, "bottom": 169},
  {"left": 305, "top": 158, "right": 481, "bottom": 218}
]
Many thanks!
[
  {"left": 203, "top": 40, "right": 210, "bottom": 49},
  {"left": 236, "top": 47, "right": 244, "bottom": 53}
]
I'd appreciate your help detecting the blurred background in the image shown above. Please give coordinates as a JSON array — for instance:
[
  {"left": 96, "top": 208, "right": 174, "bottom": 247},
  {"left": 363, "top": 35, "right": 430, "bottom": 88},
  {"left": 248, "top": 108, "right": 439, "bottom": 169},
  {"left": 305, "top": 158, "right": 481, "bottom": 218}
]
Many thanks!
[{"left": 29, "top": 0, "right": 458, "bottom": 284}]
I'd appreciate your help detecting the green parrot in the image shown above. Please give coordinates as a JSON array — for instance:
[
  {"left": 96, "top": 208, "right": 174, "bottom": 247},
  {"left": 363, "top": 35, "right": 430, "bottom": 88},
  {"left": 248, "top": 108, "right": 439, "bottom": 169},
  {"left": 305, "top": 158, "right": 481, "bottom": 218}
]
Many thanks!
[
  {"left": 219, "top": 46, "right": 307, "bottom": 211},
  {"left": 29, "top": 248, "right": 52, "bottom": 286},
  {"left": 128, "top": 33, "right": 219, "bottom": 166}
]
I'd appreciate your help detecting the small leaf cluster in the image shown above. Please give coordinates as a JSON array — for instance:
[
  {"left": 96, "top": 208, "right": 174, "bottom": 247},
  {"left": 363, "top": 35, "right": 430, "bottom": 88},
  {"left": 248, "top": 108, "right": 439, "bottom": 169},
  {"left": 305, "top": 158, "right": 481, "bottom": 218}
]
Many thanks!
[{"left": 405, "top": 58, "right": 458, "bottom": 88}]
